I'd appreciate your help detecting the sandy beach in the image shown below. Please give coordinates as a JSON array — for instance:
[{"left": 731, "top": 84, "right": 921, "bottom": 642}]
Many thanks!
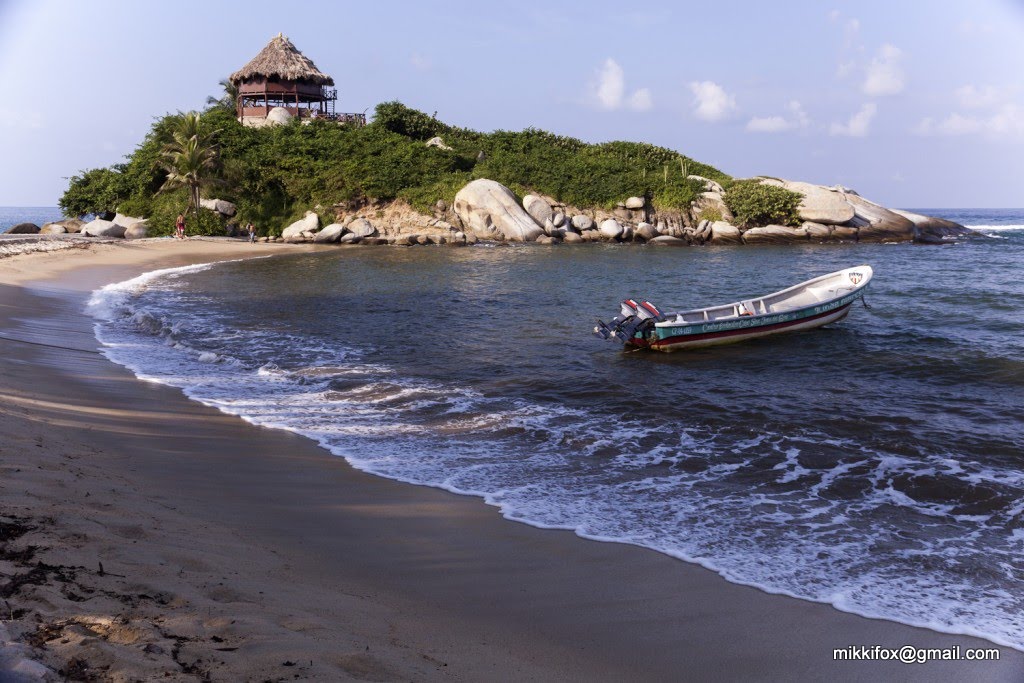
[{"left": 1, "top": 238, "right": 1021, "bottom": 682}]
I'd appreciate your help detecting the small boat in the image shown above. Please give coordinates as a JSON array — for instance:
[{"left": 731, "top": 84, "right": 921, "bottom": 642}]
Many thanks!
[{"left": 593, "top": 265, "right": 873, "bottom": 352}]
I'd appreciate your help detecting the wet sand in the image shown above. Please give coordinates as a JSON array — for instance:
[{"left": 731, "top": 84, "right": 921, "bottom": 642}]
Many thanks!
[{"left": 1, "top": 239, "right": 1021, "bottom": 681}]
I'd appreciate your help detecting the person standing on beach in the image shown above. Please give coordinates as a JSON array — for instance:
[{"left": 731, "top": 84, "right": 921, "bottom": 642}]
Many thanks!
[
  {"left": 247, "top": 221, "right": 256, "bottom": 243},
  {"left": 175, "top": 213, "right": 186, "bottom": 240}
]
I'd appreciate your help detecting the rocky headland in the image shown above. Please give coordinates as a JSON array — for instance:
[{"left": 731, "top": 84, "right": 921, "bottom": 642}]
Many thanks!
[{"left": 8, "top": 176, "right": 970, "bottom": 250}]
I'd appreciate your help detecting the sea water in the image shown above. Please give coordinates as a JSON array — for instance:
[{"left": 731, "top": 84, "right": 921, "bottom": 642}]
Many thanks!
[{"left": 86, "top": 210, "right": 1024, "bottom": 649}]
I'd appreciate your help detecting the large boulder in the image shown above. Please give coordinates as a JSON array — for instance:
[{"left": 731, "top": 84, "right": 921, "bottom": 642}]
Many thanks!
[
  {"left": 523, "top": 194, "right": 554, "bottom": 226},
  {"left": 709, "top": 221, "right": 742, "bottom": 244},
  {"left": 649, "top": 235, "right": 688, "bottom": 246},
  {"left": 453, "top": 179, "right": 544, "bottom": 241},
  {"left": 844, "top": 195, "right": 915, "bottom": 241},
  {"left": 803, "top": 222, "right": 832, "bottom": 240},
  {"left": 39, "top": 223, "right": 67, "bottom": 235},
  {"left": 113, "top": 212, "right": 145, "bottom": 228},
  {"left": 425, "top": 136, "right": 453, "bottom": 151},
  {"left": 562, "top": 231, "right": 583, "bottom": 244},
  {"left": 200, "top": 198, "right": 237, "bottom": 217},
  {"left": 124, "top": 223, "right": 148, "bottom": 239},
  {"left": 82, "top": 219, "right": 126, "bottom": 238},
  {"left": 60, "top": 218, "right": 85, "bottom": 233},
  {"left": 688, "top": 174, "right": 724, "bottom": 193},
  {"left": 571, "top": 214, "right": 594, "bottom": 231},
  {"left": 832, "top": 226, "right": 859, "bottom": 241},
  {"left": 282, "top": 212, "right": 320, "bottom": 239},
  {"left": 624, "top": 196, "right": 645, "bottom": 209},
  {"left": 635, "top": 223, "right": 658, "bottom": 241},
  {"left": 5, "top": 222, "right": 39, "bottom": 234},
  {"left": 346, "top": 218, "right": 378, "bottom": 238},
  {"left": 265, "top": 106, "right": 293, "bottom": 126},
  {"left": 314, "top": 223, "right": 346, "bottom": 243},
  {"left": 599, "top": 219, "right": 624, "bottom": 240},
  {"left": 742, "top": 225, "right": 808, "bottom": 244},
  {"left": 781, "top": 181, "right": 855, "bottom": 225},
  {"left": 891, "top": 209, "right": 974, "bottom": 242}
]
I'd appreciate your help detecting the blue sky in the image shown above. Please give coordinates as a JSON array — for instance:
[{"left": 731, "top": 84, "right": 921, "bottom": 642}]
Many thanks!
[{"left": 1, "top": 0, "right": 1022, "bottom": 207}]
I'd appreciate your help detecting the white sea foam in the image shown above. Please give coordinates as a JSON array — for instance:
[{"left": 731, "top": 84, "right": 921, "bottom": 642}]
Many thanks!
[
  {"left": 962, "top": 227, "right": 1024, "bottom": 235},
  {"left": 85, "top": 260, "right": 1024, "bottom": 652}
]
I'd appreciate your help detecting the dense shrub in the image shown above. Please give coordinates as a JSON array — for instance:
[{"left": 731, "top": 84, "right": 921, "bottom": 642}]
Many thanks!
[
  {"left": 373, "top": 101, "right": 449, "bottom": 140},
  {"left": 723, "top": 180, "right": 803, "bottom": 227},
  {"left": 59, "top": 168, "right": 128, "bottom": 217}
]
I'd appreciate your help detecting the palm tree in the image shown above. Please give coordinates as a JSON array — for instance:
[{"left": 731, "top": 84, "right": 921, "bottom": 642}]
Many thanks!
[
  {"left": 158, "top": 113, "right": 220, "bottom": 218},
  {"left": 206, "top": 78, "right": 238, "bottom": 112}
]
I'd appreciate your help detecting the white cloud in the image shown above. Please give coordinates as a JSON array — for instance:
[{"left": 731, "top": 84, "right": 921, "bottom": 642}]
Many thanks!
[
  {"left": 836, "top": 61, "right": 857, "bottom": 79},
  {"left": 954, "top": 84, "right": 1013, "bottom": 110},
  {"left": 628, "top": 88, "right": 653, "bottom": 112},
  {"left": 914, "top": 84, "right": 1024, "bottom": 140},
  {"left": 689, "top": 81, "right": 737, "bottom": 122},
  {"left": 595, "top": 58, "right": 625, "bottom": 109},
  {"left": 914, "top": 105, "right": 1024, "bottom": 139},
  {"left": 830, "top": 103, "right": 877, "bottom": 137},
  {"left": 410, "top": 53, "right": 432, "bottom": 71},
  {"left": 828, "top": 9, "right": 841, "bottom": 22},
  {"left": 746, "top": 101, "right": 809, "bottom": 133},
  {"left": 862, "top": 44, "right": 905, "bottom": 96},
  {"left": 834, "top": 20, "right": 905, "bottom": 97},
  {"left": 746, "top": 116, "right": 790, "bottom": 133},
  {"left": 788, "top": 100, "right": 810, "bottom": 127},
  {"left": 591, "top": 59, "right": 652, "bottom": 111}
]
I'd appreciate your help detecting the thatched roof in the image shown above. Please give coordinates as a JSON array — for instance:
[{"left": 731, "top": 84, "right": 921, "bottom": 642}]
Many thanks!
[{"left": 230, "top": 33, "right": 334, "bottom": 86}]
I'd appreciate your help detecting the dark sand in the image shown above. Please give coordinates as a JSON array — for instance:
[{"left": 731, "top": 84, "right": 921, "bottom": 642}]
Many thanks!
[{"left": 1, "top": 239, "right": 1021, "bottom": 681}]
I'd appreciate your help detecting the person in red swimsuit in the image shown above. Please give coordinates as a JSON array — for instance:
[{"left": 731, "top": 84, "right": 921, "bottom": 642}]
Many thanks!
[{"left": 175, "top": 214, "right": 186, "bottom": 239}]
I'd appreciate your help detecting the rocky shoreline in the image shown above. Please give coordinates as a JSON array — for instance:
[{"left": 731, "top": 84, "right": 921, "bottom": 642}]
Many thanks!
[{"left": 5, "top": 177, "right": 973, "bottom": 248}]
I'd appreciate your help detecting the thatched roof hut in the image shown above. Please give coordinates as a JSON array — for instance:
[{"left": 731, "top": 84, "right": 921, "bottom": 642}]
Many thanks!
[
  {"left": 231, "top": 34, "right": 364, "bottom": 127},
  {"left": 230, "top": 33, "right": 334, "bottom": 87}
]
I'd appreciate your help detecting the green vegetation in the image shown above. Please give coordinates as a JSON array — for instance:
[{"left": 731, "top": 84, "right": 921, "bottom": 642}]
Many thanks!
[
  {"left": 723, "top": 180, "right": 803, "bottom": 228},
  {"left": 61, "top": 99, "right": 731, "bottom": 237},
  {"left": 58, "top": 168, "right": 127, "bottom": 217},
  {"left": 158, "top": 112, "right": 221, "bottom": 219},
  {"left": 696, "top": 206, "right": 724, "bottom": 223}
]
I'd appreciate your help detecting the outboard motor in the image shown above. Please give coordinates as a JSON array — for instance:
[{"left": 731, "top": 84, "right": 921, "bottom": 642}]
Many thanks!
[
  {"left": 594, "top": 299, "right": 641, "bottom": 341},
  {"left": 635, "top": 301, "right": 665, "bottom": 322},
  {"left": 620, "top": 299, "right": 640, "bottom": 318},
  {"left": 594, "top": 299, "right": 661, "bottom": 343}
]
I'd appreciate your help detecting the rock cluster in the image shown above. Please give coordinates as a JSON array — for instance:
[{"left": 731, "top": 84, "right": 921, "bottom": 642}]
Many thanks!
[
  {"left": 264, "top": 209, "right": 477, "bottom": 248},
  {"left": 440, "top": 176, "right": 974, "bottom": 247}
]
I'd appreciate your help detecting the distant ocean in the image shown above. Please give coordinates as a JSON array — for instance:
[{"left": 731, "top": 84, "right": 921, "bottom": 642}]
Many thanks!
[
  {"left": 63, "top": 207, "right": 1024, "bottom": 651},
  {"left": 0, "top": 207, "right": 64, "bottom": 232}
]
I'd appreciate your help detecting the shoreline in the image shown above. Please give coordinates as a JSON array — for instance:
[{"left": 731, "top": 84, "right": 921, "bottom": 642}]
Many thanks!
[{"left": 1, "top": 240, "right": 1022, "bottom": 681}]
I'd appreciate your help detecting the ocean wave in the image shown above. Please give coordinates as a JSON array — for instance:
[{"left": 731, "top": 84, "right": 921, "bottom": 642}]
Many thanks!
[{"left": 86, "top": 258, "right": 1024, "bottom": 652}]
